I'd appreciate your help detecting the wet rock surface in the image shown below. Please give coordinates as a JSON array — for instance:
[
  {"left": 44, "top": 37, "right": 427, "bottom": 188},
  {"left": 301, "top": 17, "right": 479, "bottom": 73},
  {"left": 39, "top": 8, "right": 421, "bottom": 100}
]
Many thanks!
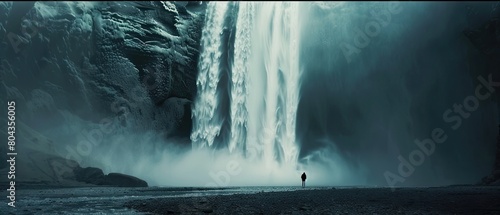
[
  {"left": 73, "top": 167, "right": 148, "bottom": 187},
  {"left": 103, "top": 173, "right": 148, "bottom": 187},
  {"left": 74, "top": 167, "right": 106, "bottom": 185}
]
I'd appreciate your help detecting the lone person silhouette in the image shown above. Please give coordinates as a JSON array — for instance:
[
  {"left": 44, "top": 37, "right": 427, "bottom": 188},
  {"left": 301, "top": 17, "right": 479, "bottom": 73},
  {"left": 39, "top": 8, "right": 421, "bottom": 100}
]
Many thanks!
[{"left": 301, "top": 172, "right": 307, "bottom": 188}]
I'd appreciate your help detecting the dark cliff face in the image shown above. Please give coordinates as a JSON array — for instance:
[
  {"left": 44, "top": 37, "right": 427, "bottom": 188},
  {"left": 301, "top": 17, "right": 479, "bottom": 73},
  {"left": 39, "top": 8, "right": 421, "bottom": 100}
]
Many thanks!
[
  {"left": 464, "top": 4, "right": 500, "bottom": 184},
  {"left": 295, "top": 2, "right": 500, "bottom": 186},
  {"left": 0, "top": 1, "right": 206, "bottom": 140},
  {"left": 0, "top": 2, "right": 206, "bottom": 182}
]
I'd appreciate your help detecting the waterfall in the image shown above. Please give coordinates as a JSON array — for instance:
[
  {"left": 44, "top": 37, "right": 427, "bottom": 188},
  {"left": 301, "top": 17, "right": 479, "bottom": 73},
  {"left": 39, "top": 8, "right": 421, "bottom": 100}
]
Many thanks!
[
  {"left": 190, "top": 2, "right": 229, "bottom": 149},
  {"left": 228, "top": 2, "right": 253, "bottom": 153},
  {"left": 192, "top": 2, "right": 301, "bottom": 165}
]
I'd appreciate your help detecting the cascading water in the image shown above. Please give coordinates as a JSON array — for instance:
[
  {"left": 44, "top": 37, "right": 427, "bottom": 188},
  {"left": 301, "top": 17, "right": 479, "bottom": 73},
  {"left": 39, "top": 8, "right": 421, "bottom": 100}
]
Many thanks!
[
  {"left": 228, "top": 2, "right": 253, "bottom": 153},
  {"left": 192, "top": 2, "right": 301, "bottom": 165},
  {"left": 190, "top": 2, "right": 229, "bottom": 149}
]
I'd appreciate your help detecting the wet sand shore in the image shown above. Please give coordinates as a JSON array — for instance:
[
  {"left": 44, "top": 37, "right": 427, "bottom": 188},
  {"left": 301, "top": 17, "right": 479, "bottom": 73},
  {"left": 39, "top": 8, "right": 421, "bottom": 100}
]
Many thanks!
[
  {"left": 3, "top": 186, "right": 500, "bottom": 214},
  {"left": 125, "top": 186, "right": 500, "bottom": 215}
]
